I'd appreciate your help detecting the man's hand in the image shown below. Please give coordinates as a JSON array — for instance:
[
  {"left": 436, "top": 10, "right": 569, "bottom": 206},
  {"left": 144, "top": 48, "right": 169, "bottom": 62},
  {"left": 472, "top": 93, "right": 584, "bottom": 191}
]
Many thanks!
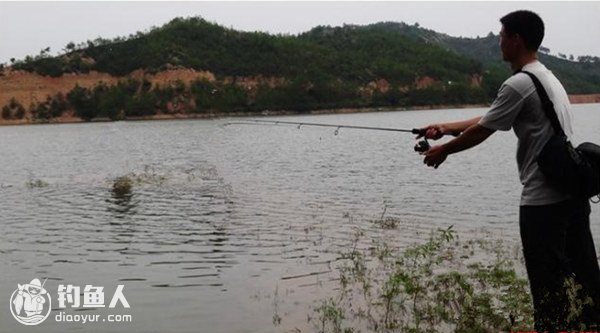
[
  {"left": 423, "top": 144, "right": 448, "bottom": 169},
  {"left": 422, "top": 124, "right": 495, "bottom": 169},
  {"left": 416, "top": 124, "right": 447, "bottom": 140},
  {"left": 417, "top": 117, "right": 483, "bottom": 140}
]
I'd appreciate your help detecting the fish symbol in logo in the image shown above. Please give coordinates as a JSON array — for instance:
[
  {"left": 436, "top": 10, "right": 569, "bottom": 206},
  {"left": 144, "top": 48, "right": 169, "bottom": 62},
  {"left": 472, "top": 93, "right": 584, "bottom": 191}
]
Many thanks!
[{"left": 10, "top": 278, "right": 52, "bottom": 325}]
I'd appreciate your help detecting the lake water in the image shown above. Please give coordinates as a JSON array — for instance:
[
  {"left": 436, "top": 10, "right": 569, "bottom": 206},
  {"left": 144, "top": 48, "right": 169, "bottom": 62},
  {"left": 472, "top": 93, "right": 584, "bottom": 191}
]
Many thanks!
[{"left": 1, "top": 105, "right": 599, "bottom": 332}]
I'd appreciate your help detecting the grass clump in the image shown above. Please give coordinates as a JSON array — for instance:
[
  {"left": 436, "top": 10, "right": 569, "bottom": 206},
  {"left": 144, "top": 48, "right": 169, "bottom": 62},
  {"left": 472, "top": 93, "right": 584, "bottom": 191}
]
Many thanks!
[
  {"left": 25, "top": 174, "right": 49, "bottom": 189},
  {"left": 110, "top": 166, "right": 168, "bottom": 196},
  {"left": 303, "top": 222, "right": 600, "bottom": 332},
  {"left": 112, "top": 175, "right": 133, "bottom": 196},
  {"left": 371, "top": 203, "right": 401, "bottom": 230},
  {"left": 307, "top": 225, "right": 536, "bottom": 333},
  {"left": 26, "top": 178, "right": 49, "bottom": 189},
  {"left": 372, "top": 216, "right": 402, "bottom": 230}
]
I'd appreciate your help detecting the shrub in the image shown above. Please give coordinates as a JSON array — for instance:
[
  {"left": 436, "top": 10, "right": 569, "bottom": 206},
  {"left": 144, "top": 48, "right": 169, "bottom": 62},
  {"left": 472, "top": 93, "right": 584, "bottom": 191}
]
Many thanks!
[
  {"left": 30, "top": 101, "right": 51, "bottom": 120},
  {"left": 48, "top": 93, "right": 68, "bottom": 117},
  {"left": 306, "top": 225, "right": 536, "bottom": 332},
  {"left": 67, "top": 85, "right": 96, "bottom": 120},
  {"left": 1, "top": 105, "right": 10, "bottom": 119},
  {"left": 1, "top": 98, "right": 26, "bottom": 120},
  {"left": 124, "top": 93, "right": 157, "bottom": 117},
  {"left": 31, "top": 94, "right": 69, "bottom": 120}
]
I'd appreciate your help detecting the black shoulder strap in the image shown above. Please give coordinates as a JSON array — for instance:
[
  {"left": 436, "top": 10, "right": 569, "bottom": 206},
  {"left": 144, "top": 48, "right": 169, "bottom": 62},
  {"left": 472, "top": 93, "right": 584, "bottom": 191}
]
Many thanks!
[{"left": 518, "top": 70, "right": 566, "bottom": 138}]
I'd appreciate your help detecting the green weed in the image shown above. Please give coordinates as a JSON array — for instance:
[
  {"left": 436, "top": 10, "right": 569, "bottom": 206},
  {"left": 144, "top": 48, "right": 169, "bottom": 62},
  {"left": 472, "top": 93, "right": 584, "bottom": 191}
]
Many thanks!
[
  {"left": 110, "top": 165, "right": 169, "bottom": 196},
  {"left": 25, "top": 176, "right": 49, "bottom": 189},
  {"left": 111, "top": 175, "right": 133, "bottom": 197},
  {"left": 308, "top": 224, "right": 536, "bottom": 333}
]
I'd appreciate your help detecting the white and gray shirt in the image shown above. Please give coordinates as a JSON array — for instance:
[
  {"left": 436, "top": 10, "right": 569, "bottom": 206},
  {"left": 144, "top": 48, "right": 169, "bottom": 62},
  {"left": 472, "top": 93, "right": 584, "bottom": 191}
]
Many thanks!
[{"left": 479, "top": 60, "right": 574, "bottom": 206}]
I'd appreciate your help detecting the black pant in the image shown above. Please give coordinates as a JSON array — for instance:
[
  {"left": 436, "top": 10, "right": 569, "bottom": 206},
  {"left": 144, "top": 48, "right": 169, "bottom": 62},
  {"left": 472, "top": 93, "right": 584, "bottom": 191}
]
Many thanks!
[{"left": 520, "top": 198, "right": 600, "bottom": 332}]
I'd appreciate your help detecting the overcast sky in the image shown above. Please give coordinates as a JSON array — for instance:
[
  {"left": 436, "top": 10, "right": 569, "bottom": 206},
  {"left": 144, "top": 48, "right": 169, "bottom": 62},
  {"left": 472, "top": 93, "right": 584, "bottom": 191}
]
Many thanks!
[{"left": 1, "top": 1, "right": 599, "bottom": 64}]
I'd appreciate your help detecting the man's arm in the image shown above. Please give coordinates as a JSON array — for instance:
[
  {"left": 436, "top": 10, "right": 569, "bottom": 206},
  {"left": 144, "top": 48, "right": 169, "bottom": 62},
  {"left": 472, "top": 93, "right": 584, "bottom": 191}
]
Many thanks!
[
  {"left": 419, "top": 116, "right": 482, "bottom": 139},
  {"left": 423, "top": 123, "right": 495, "bottom": 168}
]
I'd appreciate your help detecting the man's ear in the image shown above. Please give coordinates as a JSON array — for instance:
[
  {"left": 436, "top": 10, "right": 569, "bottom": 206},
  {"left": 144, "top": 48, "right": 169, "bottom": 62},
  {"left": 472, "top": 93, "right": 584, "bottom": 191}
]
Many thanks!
[{"left": 513, "top": 33, "right": 525, "bottom": 48}]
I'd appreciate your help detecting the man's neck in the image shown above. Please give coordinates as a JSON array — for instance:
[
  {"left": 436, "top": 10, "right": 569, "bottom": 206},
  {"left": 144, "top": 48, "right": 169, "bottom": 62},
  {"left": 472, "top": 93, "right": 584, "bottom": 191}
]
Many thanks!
[{"left": 510, "top": 53, "right": 538, "bottom": 71}]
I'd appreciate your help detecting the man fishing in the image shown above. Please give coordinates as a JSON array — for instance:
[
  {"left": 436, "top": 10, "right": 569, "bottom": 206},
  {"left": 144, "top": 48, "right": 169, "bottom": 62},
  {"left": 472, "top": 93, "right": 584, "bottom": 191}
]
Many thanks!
[{"left": 418, "top": 10, "right": 600, "bottom": 331}]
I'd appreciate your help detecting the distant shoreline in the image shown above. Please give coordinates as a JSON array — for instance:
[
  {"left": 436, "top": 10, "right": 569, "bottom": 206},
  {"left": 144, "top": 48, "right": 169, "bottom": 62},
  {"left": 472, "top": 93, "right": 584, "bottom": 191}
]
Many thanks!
[
  {"left": 2, "top": 65, "right": 598, "bottom": 127},
  {"left": 1, "top": 99, "right": 598, "bottom": 127},
  {"left": 0, "top": 103, "right": 491, "bottom": 127}
]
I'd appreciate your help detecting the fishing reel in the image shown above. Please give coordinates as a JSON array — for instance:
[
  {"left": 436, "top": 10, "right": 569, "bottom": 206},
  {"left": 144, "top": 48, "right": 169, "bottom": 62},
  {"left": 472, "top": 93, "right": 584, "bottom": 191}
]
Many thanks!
[
  {"left": 414, "top": 138, "right": 431, "bottom": 153},
  {"left": 411, "top": 128, "right": 431, "bottom": 153}
]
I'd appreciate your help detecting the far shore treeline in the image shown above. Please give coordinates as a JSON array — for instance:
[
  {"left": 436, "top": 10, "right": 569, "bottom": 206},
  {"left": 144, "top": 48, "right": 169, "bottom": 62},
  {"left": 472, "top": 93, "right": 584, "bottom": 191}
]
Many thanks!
[{"left": 1, "top": 17, "right": 599, "bottom": 122}]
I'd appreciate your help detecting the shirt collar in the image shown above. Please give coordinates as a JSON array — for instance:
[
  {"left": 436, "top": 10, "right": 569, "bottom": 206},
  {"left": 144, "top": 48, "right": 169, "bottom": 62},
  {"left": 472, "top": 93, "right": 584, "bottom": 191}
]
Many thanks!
[{"left": 521, "top": 60, "right": 543, "bottom": 71}]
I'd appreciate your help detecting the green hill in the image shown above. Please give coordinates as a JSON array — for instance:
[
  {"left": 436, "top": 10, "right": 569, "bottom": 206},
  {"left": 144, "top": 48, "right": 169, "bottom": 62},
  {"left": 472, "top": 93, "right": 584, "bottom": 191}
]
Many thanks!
[
  {"left": 362, "top": 22, "right": 600, "bottom": 95},
  {"left": 4, "top": 17, "right": 599, "bottom": 122},
  {"left": 12, "top": 18, "right": 483, "bottom": 85}
]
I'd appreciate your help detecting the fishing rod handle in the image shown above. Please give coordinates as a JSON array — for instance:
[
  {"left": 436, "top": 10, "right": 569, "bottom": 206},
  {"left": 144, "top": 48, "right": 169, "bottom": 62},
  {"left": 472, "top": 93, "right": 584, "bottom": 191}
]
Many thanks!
[{"left": 412, "top": 128, "right": 461, "bottom": 137}]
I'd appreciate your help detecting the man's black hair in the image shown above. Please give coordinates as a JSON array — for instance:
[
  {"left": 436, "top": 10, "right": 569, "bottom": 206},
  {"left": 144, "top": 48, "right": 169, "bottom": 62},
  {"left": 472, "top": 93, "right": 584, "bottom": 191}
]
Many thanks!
[{"left": 500, "top": 10, "right": 545, "bottom": 51}]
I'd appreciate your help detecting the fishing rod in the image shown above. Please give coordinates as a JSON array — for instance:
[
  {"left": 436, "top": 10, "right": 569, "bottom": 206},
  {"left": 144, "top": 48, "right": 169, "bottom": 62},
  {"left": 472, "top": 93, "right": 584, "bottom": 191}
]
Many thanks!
[
  {"left": 225, "top": 119, "right": 435, "bottom": 152},
  {"left": 230, "top": 119, "right": 423, "bottom": 134}
]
